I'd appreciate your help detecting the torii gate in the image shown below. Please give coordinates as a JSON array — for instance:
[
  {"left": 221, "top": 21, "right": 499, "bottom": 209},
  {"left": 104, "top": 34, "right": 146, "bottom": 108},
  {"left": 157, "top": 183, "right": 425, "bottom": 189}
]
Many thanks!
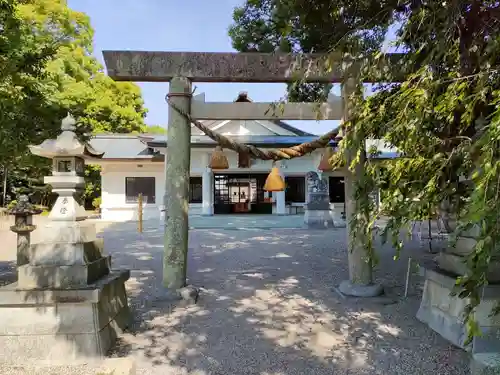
[{"left": 102, "top": 51, "right": 402, "bottom": 298}]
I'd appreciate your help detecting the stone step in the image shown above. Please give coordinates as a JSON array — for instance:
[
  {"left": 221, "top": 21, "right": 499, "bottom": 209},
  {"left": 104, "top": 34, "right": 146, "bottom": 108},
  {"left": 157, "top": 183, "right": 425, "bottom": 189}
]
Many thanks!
[{"left": 1, "top": 358, "right": 135, "bottom": 375}]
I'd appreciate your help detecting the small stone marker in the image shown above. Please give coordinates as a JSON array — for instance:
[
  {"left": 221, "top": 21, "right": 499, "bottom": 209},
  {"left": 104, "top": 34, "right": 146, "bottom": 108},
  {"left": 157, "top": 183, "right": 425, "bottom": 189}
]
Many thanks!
[
  {"left": 7, "top": 194, "right": 42, "bottom": 266},
  {"left": 303, "top": 171, "right": 335, "bottom": 228}
]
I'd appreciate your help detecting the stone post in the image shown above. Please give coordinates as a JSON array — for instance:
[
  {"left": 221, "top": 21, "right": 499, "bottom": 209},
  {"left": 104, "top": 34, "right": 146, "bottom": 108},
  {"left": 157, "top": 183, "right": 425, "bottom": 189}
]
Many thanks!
[
  {"left": 202, "top": 166, "right": 214, "bottom": 216},
  {"left": 338, "top": 77, "right": 383, "bottom": 297},
  {"left": 164, "top": 76, "right": 192, "bottom": 290},
  {"left": 275, "top": 191, "right": 286, "bottom": 215},
  {"left": 7, "top": 195, "right": 41, "bottom": 266},
  {"left": 273, "top": 162, "right": 286, "bottom": 215}
]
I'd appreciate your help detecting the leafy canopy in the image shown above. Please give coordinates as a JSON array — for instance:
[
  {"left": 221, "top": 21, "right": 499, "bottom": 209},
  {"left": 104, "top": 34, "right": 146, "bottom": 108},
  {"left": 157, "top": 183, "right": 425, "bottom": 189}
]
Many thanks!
[
  {"left": 231, "top": 0, "right": 500, "bottom": 335},
  {"left": 229, "top": 0, "right": 400, "bottom": 102},
  {"left": 0, "top": 0, "right": 149, "bottom": 205},
  {"left": 330, "top": 0, "right": 500, "bottom": 337}
]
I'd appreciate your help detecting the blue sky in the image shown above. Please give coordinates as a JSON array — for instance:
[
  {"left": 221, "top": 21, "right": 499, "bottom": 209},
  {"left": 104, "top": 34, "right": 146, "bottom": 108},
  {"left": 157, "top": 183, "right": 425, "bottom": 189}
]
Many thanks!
[{"left": 67, "top": 0, "right": 394, "bottom": 135}]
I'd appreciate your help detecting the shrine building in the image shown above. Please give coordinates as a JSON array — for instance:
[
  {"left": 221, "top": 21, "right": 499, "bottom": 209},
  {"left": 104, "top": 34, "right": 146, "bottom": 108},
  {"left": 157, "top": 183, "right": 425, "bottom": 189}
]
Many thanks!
[{"left": 88, "top": 92, "right": 397, "bottom": 222}]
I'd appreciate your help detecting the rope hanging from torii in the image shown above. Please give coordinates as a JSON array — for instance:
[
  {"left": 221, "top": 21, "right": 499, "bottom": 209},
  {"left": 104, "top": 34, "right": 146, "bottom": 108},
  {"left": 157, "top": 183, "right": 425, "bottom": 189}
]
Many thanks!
[{"left": 166, "top": 97, "right": 341, "bottom": 161}]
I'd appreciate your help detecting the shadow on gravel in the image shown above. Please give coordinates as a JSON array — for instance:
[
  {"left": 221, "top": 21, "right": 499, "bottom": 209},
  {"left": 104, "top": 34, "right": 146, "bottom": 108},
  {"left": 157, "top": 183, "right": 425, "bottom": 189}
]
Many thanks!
[{"left": 96, "top": 219, "right": 469, "bottom": 375}]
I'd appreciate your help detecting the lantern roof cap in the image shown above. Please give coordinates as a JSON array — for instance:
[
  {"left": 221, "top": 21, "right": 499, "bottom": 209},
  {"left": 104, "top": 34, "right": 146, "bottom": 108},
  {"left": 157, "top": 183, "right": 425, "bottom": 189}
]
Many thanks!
[
  {"left": 29, "top": 113, "right": 104, "bottom": 159},
  {"left": 6, "top": 195, "right": 42, "bottom": 216}
]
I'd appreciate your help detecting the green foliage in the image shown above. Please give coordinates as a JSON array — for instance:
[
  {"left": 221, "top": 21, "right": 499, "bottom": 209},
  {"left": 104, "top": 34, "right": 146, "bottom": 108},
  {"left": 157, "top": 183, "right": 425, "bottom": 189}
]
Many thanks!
[
  {"left": 92, "top": 197, "right": 101, "bottom": 211},
  {"left": 0, "top": 0, "right": 148, "bottom": 206},
  {"left": 327, "top": 0, "right": 500, "bottom": 339},
  {"left": 142, "top": 125, "right": 167, "bottom": 134},
  {"left": 233, "top": 0, "right": 500, "bottom": 339},
  {"left": 82, "top": 165, "right": 101, "bottom": 209},
  {"left": 6, "top": 200, "right": 17, "bottom": 210},
  {"left": 229, "top": 0, "right": 400, "bottom": 102}
]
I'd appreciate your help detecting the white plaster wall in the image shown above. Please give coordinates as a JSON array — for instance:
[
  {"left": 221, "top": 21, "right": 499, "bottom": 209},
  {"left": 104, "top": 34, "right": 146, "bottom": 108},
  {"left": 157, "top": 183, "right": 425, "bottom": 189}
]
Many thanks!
[
  {"left": 100, "top": 163, "right": 163, "bottom": 222},
  {"left": 190, "top": 149, "right": 327, "bottom": 175},
  {"left": 95, "top": 149, "right": 350, "bottom": 222}
]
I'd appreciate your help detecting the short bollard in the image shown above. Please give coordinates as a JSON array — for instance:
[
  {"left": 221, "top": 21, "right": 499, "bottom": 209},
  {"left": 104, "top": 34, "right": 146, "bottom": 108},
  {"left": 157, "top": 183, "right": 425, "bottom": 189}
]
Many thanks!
[
  {"left": 137, "top": 193, "right": 143, "bottom": 233},
  {"left": 7, "top": 195, "right": 42, "bottom": 266}
]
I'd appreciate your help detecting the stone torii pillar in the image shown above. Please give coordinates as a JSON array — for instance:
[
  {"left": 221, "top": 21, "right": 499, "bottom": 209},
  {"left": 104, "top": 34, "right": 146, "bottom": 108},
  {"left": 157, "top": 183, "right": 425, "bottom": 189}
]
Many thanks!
[
  {"left": 163, "top": 76, "right": 192, "bottom": 290},
  {"left": 338, "top": 76, "right": 383, "bottom": 297}
]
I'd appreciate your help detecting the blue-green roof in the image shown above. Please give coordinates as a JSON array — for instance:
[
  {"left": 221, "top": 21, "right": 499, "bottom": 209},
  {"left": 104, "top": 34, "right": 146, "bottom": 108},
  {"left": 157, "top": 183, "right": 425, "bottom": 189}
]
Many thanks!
[{"left": 89, "top": 134, "right": 400, "bottom": 160}]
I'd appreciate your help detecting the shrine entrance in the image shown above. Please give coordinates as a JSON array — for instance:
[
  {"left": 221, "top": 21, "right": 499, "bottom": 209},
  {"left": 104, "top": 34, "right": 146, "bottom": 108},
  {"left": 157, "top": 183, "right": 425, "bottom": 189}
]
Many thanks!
[
  {"left": 102, "top": 49, "right": 402, "bottom": 294},
  {"left": 213, "top": 173, "right": 271, "bottom": 215}
]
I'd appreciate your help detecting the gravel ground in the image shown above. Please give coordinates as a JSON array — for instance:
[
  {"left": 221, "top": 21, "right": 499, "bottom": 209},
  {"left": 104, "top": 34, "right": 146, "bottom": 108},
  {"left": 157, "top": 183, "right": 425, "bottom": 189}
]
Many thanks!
[
  {"left": 92, "top": 221, "right": 470, "bottom": 375},
  {"left": 0, "top": 216, "right": 468, "bottom": 374}
]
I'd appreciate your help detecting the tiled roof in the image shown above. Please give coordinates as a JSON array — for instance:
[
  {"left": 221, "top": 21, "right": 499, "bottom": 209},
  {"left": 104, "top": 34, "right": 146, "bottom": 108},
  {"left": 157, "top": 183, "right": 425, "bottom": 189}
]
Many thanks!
[
  {"left": 89, "top": 134, "right": 156, "bottom": 159},
  {"left": 233, "top": 92, "right": 314, "bottom": 136},
  {"left": 89, "top": 133, "right": 400, "bottom": 160},
  {"left": 146, "top": 135, "right": 335, "bottom": 148}
]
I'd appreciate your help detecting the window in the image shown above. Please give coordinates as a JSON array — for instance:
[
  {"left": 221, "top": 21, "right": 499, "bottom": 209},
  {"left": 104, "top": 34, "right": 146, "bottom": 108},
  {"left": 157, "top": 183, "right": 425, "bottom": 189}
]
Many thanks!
[
  {"left": 285, "top": 176, "right": 305, "bottom": 203},
  {"left": 125, "top": 177, "right": 155, "bottom": 203},
  {"left": 329, "top": 177, "right": 345, "bottom": 203},
  {"left": 189, "top": 177, "right": 202, "bottom": 203}
]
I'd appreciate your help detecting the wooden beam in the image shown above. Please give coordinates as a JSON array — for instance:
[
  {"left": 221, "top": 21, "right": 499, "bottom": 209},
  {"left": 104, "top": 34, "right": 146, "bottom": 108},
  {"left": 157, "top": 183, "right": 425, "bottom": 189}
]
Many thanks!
[
  {"left": 102, "top": 51, "right": 405, "bottom": 83},
  {"left": 191, "top": 101, "right": 343, "bottom": 120}
]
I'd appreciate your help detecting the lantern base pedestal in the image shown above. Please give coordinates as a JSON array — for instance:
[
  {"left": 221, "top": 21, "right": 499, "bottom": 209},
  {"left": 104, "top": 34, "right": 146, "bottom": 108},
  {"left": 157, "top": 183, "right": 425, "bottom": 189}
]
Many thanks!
[
  {"left": 417, "top": 267, "right": 500, "bottom": 353},
  {"left": 0, "top": 271, "right": 132, "bottom": 365}
]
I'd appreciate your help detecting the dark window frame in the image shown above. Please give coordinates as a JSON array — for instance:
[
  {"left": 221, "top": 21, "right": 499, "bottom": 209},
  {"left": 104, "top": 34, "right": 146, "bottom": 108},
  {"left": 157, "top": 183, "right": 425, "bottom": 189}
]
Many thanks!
[
  {"left": 329, "top": 177, "right": 345, "bottom": 203},
  {"left": 125, "top": 177, "right": 156, "bottom": 204},
  {"left": 285, "top": 176, "right": 306, "bottom": 203},
  {"left": 189, "top": 177, "right": 203, "bottom": 203}
]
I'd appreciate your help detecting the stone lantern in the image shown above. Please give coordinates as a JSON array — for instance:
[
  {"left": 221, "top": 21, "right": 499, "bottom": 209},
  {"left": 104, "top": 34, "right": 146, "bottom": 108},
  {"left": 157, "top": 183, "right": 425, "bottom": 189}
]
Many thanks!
[
  {"left": 0, "top": 113, "right": 132, "bottom": 365},
  {"left": 29, "top": 113, "right": 103, "bottom": 221}
]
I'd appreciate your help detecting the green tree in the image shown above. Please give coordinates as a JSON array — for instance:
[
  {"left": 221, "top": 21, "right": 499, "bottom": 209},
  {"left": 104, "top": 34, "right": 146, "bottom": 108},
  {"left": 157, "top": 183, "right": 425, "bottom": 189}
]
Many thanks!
[
  {"left": 0, "top": 0, "right": 148, "bottom": 206},
  {"left": 142, "top": 125, "right": 167, "bottom": 134},
  {"left": 0, "top": 0, "right": 87, "bottom": 204},
  {"left": 229, "top": 0, "right": 400, "bottom": 102},
  {"left": 231, "top": 0, "right": 500, "bottom": 336},
  {"left": 327, "top": 0, "right": 500, "bottom": 336}
]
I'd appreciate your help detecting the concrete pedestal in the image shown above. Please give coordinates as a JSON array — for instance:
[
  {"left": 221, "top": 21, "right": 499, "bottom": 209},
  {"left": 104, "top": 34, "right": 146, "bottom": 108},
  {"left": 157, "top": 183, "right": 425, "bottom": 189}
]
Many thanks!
[
  {"left": 304, "top": 209, "right": 335, "bottom": 228},
  {"left": 472, "top": 353, "right": 500, "bottom": 375},
  {"left": 417, "top": 267, "right": 500, "bottom": 353},
  {"left": 330, "top": 207, "right": 347, "bottom": 228},
  {"left": 436, "top": 252, "right": 500, "bottom": 283},
  {"left": 0, "top": 271, "right": 130, "bottom": 364},
  {"left": 0, "top": 221, "right": 132, "bottom": 364},
  {"left": 338, "top": 280, "right": 384, "bottom": 297},
  {"left": 304, "top": 190, "right": 334, "bottom": 228}
]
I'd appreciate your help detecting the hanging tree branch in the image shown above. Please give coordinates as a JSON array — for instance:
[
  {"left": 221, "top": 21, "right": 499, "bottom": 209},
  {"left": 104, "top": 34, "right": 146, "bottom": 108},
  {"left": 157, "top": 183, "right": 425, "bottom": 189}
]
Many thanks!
[{"left": 166, "top": 97, "right": 340, "bottom": 161}]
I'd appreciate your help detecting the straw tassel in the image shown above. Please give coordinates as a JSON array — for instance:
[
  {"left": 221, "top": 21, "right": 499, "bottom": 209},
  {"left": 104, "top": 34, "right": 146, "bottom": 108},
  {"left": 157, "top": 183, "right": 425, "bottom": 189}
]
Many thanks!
[
  {"left": 264, "top": 164, "right": 285, "bottom": 192},
  {"left": 209, "top": 146, "right": 229, "bottom": 169}
]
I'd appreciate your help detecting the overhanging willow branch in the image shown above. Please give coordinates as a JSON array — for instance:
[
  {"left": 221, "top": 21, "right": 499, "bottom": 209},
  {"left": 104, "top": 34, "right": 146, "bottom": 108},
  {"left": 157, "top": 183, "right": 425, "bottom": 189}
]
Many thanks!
[{"left": 166, "top": 98, "right": 340, "bottom": 161}]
